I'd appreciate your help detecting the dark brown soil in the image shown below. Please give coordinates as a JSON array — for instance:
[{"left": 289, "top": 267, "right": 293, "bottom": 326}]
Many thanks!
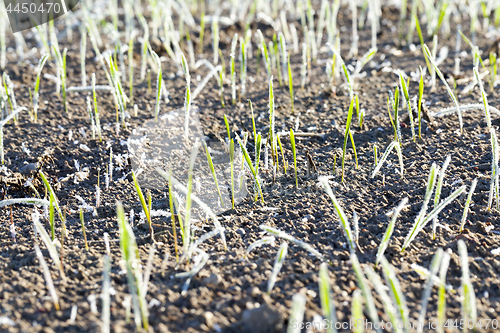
[{"left": 1, "top": 3, "right": 500, "bottom": 333}]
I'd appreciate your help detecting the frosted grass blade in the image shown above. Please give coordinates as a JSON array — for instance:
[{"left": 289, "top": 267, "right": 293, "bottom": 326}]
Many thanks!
[
  {"left": 350, "top": 252, "right": 382, "bottom": 333},
  {"left": 318, "top": 263, "right": 338, "bottom": 333},
  {"left": 460, "top": 179, "right": 478, "bottom": 233},
  {"left": 423, "top": 44, "right": 463, "bottom": 133},
  {"left": 319, "top": 176, "right": 355, "bottom": 251},
  {"left": 287, "top": 293, "right": 306, "bottom": 333},
  {"left": 376, "top": 197, "right": 408, "bottom": 266},
  {"left": 260, "top": 225, "right": 325, "bottom": 260},
  {"left": 245, "top": 236, "right": 275, "bottom": 259},
  {"left": 267, "top": 242, "right": 288, "bottom": 294},
  {"left": 416, "top": 248, "right": 444, "bottom": 333},
  {"left": 379, "top": 256, "right": 410, "bottom": 330},
  {"left": 432, "top": 156, "right": 451, "bottom": 240}
]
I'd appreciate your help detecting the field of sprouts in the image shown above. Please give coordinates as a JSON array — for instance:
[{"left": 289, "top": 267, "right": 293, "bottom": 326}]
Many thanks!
[{"left": 1, "top": 0, "right": 500, "bottom": 332}]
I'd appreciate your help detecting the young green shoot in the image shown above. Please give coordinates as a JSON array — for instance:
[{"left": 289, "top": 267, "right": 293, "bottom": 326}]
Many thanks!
[
  {"left": 401, "top": 164, "right": 466, "bottom": 252},
  {"left": 80, "top": 208, "right": 89, "bottom": 251},
  {"left": 319, "top": 176, "right": 355, "bottom": 251},
  {"left": 418, "top": 66, "right": 424, "bottom": 139},
  {"left": 290, "top": 129, "right": 298, "bottom": 187},
  {"left": 432, "top": 156, "right": 451, "bottom": 240},
  {"left": 371, "top": 140, "right": 404, "bottom": 179},
  {"left": 230, "top": 34, "right": 238, "bottom": 105},
  {"left": 423, "top": 44, "right": 463, "bottom": 133},
  {"left": 460, "top": 179, "right": 478, "bottom": 233},
  {"left": 230, "top": 139, "right": 235, "bottom": 207},
  {"left": 267, "top": 242, "right": 288, "bottom": 294},
  {"left": 341, "top": 97, "right": 356, "bottom": 182},
  {"left": 260, "top": 225, "right": 324, "bottom": 260},
  {"left": 350, "top": 253, "right": 382, "bottom": 333},
  {"left": 202, "top": 141, "right": 224, "bottom": 208},
  {"left": 376, "top": 197, "right": 408, "bottom": 266},
  {"left": 91, "top": 74, "right": 102, "bottom": 142},
  {"left": 152, "top": 52, "right": 162, "bottom": 122},
  {"left": 33, "top": 210, "right": 65, "bottom": 279},
  {"left": 437, "top": 251, "right": 451, "bottom": 333},
  {"left": 458, "top": 239, "right": 477, "bottom": 330},
  {"left": 116, "top": 201, "right": 149, "bottom": 330},
  {"left": 131, "top": 170, "right": 153, "bottom": 240},
  {"left": 33, "top": 54, "right": 49, "bottom": 122},
  {"left": 287, "top": 53, "right": 294, "bottom": 114},
  {"left": 474, "top": 67, "right": 492, "bottom": 130},
  {"left": 167, "top": 170, "right": 180, "bottom": 262},
  {"left": 237, "top": 135, "right": 264, "bottom": 203},
  {"left": 287, "top": 293, "right": 306, "bottom": 333},
  {"left": 181, "top": 53, "right": 191, "bottom": 139},
  {"left": 416, "top": 248, "right": 444, "bottom": 333},
  {"left": 488, "top": 128, "right": 499, "bottom": 211},
  {"left": 244, "top": 236, "right": 275, "bottom": 259},
  {"left": 489, "top": 52, "right": 497, "bottom": 92},
  {"left": 399, "top": 71, "right": 415, "bottom": 142},
  {"left": 379, "top": 256, "right": 410, "bottom": 329},
  {"left": 34, "top": 244, "right": 60, "bottom": 311},
  {"left": 363, "top": 265, "right": 401, "bottom": 332},
  {"left": 39, "top": 171, "right": 65, "bottom": 241},
  {"left": 373, "top": 144, "right": 378, "bottom": 166},
  {"left": 318, "top": 263, "right": 338, "bottom": 333}
]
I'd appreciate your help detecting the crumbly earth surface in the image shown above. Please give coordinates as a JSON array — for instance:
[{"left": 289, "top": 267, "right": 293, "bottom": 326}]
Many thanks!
[{"left": 0, "top": 4, "right": 500, "bottom": 333}]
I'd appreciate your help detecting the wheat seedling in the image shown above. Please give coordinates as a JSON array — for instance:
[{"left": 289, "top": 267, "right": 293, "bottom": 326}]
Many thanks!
[
  {"left": 176, "top": 249, "right": 209, "bottom": 295},
  {"left": 267, "top": 242, "right": 288, "bottom": 294},
  {"left": 319, "top": 176, "right": 355, "bottom": 251},
  {"left": 230, "top": 34, "right": 238, "bottom": 105},
  {"left": 287, "top": 293, "right": 306, "bottom": 333},
  {"left": 131, "top": 170, "right": 152, "bottom": 240},
  {"left": 416, "top": 248, "right": 444, "bottom": 333},
  {"left": 437, "top": 251, "right": 451, "bottom": 333},
  {"left": 230, "top": 138, "right": 236, "bottom": 207},
  {"left": 34, "top": 244, "right": 60, "bottom": 310},
  {"left": 318, "top": 263, "right": 338, "bottom": 333},
  {"left": 341, "top": 97, "right": 358, "bottom": 182},
  {"left": 460, "top": 179, "right": 478, "bottom": 233},
  {"left": 260, "top": 225, "right": 325, "bottom": 260},
  {"left": 181, "top": 53, "right": 191, "bottom": 139},
  {"left": 80, "top": 208, "right": 89, "bottom": 251},
  {"left": 212, "top": 17, "right": 219, "bottom": 65},
  {"left": 474, "top": 67, "right": 492, "bottom": 130},
  {"left": 116, "top": 201, "right": 148, "bottom": 330},
  {"left": 91, "top": 74, "right": 102, "bottom": 141},
  {"left": 488, "top": 128, "right": 499, "bottom": 211},
  {"left": 376, "top": 197, "right": 408, "bottom": 266},
  {"left": 31, "top": 54, "right": 49, "bottom": 121},
  {"left": 489, "top": 52, "right": 497, "bottom": 92},
  {"left": 363, "top": 265, "right": 402, "bottom": 332},
  {"left": 237, "top": 135, "right": 264, "bottom": 203},
  {"left": 379, "top": 256, "right": 410, "bottom": 330},
  {"left": 401, "top": 179, "right": 466, "bottom": 252},
  {"left": 432, "top": 156, "right": 451, "bottom": 240},
  {"left": 371, "top": 140, "right": 404, "bottom": 178},
  {"left": 152, "top": 52, "right": 162, "bottom": 122},
  {"left": 350, "top": 252, "right": 382, "bottom": 333},
  {"left": 423, "top": 44, "right": 463, "bottom": 133},
  {"left": 458, "top": 240, "right": 477, "bottom": 332},
  {"left": 290, "top": 129, "right": 298, "bottom": 187},
  {"left": 167, "top": 170, "right": 180, "bottom": 262},
  {"left": 287, "top": 53, "right": 295, "bottom": 114},
  {"left": 102, "top": 254, "right": 111, "bottom": 333},
  {"left": 399, "top": 71, "right": 416, "bottom": 142},
  {"left": 240, "top": 37, "right": 248, "bottom": 99},
  {"left": 418, "top": 66, "right": 424, "bottom": 139},
  {"left": 245, "top": 236, "right": 275, "bottom": 259},
  {"left": 39, "top": 170, "right": 65, "bottom": 240},
  {"left": 33, "top": 210, "right": 65, "bottom": 279},
  {"left": 202, "top": 141, "right": 224, "bottom": 207}
]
